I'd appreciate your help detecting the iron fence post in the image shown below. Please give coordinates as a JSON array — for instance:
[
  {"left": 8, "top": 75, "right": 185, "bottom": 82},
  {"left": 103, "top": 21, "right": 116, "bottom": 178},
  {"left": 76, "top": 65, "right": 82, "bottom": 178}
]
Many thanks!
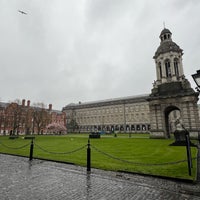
[
  {"left": 87, "top": 139, "right": 91, "bottom": 172},
  {"left": 185, "top": 132, "right": 192, "bottom": 176},
  {"left": 29, "top": 139, "right": 34, "bottom": 161}
]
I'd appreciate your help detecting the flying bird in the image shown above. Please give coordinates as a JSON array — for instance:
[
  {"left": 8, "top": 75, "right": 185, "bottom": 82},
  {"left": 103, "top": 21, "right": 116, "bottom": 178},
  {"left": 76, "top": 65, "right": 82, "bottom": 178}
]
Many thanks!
[{"left": 18, "top": 10, "right": 27, "bottom": 15}]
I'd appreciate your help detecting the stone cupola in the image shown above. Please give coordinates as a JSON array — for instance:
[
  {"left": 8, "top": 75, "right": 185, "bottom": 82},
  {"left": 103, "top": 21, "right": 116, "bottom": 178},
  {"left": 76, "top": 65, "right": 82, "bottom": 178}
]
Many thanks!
[
  {"left": 153, "top": 28, "right": 184, "bottom": 86},
  {"left": 151, "top": 28, "right": 194, "bottom": 97}
]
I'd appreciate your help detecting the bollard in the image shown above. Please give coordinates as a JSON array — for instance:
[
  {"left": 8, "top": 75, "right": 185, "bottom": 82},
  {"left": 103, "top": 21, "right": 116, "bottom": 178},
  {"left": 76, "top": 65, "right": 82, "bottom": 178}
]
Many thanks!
[
  {"left": 87, "top": 139, "right": 91, "bottom": 172},
  {"left": 29, "top": 139, "right": 34, "bottom": 161}
]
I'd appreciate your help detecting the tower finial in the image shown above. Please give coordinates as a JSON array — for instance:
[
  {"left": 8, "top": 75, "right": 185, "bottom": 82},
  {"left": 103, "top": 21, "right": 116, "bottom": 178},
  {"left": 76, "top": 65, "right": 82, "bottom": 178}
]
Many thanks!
[{"left": 163, "top": 21, "right": 165, "bottom": 28}]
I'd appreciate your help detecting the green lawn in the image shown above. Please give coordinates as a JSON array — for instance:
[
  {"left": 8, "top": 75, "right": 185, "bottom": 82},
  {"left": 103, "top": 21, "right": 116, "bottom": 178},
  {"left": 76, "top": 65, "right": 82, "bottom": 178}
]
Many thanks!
[{"left": 0, "top": 134, "right": 198, "bottom": 181}]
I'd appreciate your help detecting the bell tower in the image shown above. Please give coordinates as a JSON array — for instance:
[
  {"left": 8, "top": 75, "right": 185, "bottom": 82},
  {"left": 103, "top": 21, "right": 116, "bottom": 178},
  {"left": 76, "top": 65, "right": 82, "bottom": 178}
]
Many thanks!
[
  {"left": 148, "top": 28, "right": 200, "bottom": 139},
  {"left": 153, "top": 28, "right": 185, "bottom": 85}
]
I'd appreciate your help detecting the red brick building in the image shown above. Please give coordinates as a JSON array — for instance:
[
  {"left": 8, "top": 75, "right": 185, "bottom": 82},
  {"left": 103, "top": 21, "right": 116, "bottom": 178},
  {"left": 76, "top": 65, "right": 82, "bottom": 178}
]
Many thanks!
[{"left": 0, "top": 99, "right": 66, "bottom": 135}]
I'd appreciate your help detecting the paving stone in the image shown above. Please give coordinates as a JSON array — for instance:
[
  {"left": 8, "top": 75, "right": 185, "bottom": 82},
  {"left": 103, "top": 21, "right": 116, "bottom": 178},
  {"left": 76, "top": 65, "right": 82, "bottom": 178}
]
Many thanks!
[{"left": 0, "top": 154, "right": 200, "bottom": 200}]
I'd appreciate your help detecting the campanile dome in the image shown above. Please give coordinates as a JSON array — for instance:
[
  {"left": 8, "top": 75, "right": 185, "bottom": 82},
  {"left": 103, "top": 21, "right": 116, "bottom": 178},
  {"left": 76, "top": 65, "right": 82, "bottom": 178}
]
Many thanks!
[{"left": 154, "top": 28, "right": 183, "bottom": 59}]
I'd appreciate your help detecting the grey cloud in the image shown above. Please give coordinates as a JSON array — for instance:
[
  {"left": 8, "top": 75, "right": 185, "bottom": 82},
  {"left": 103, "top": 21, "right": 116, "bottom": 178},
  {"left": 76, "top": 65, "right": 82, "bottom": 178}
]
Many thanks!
[{"left": 0, "top": 1, "right": 200, "bottom": 109}]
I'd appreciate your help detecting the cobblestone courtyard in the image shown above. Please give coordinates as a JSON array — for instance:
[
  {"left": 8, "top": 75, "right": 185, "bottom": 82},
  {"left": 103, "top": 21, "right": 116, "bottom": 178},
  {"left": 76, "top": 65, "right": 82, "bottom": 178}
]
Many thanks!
[{"left": 0, "top": 154, "right": 200, "bottom": 200}]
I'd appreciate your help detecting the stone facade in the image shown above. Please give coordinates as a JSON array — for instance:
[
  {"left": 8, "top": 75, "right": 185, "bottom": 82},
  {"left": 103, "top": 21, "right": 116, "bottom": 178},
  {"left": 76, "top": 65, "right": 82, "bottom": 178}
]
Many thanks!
[{"left": 63, "top": 95, "right": 150, "bottom": 133}]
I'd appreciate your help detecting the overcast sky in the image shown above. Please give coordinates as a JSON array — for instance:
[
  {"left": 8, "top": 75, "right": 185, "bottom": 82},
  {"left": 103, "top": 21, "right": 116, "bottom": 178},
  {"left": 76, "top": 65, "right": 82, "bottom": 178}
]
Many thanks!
[{"left": 0, "top": 0, "right": 200, "bottom": 110}]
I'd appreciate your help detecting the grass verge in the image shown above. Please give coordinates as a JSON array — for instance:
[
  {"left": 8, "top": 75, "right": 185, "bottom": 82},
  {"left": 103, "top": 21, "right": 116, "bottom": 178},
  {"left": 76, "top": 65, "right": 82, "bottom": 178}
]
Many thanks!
[{"left": 0, "top": 134, "right": 198, "bottom": 181}]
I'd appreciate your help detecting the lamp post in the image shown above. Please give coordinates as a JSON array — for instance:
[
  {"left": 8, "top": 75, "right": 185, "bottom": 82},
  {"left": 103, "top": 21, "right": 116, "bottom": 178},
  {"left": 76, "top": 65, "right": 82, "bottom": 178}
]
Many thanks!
[
  {"left": 191, "top": 70, "right": 200, "bottom": 143},
  {"left": 192, "top": 70, "right": 200, "bottom": 92}
]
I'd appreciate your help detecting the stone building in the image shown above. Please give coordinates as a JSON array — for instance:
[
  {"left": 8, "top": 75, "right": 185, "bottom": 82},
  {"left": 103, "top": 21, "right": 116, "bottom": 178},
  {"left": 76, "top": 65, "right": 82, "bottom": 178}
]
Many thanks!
[
  {"left": 148, "top": 28, "right": 200, "bottom": 138},
  {"left": 63, "top": 95, "right": 150, "bottom": 133},
  {"left": 63, "top": 28, "right": 200, "bottom": 137}
]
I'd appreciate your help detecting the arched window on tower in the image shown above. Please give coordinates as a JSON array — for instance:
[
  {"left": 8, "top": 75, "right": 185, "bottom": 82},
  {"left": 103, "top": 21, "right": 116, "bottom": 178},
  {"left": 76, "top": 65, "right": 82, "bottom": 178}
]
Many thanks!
[
  {"left": 158, "top": 62, "right": 162, "bottom": 79},
  {"left": 174, "top": 58, "right": 179, "bottom": 79},
  {"left": 165, "top": 59, "right": 171, "bottom": 78}
]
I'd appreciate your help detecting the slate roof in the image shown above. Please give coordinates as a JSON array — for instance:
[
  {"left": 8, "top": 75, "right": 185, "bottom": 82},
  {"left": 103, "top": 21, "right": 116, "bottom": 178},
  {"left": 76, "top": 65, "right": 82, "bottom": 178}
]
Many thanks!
[
  {"left": 63, "top": 94, "right": 150, "bottom": 110},
  {"left": 0, "top": 102, "right": 9, "bottom": 108},
  {"left": 154, "top": 28, "right": 183, "bottom": 59},
  {"left": 154, "top": 41, "right": 183, "bottom": 59}
]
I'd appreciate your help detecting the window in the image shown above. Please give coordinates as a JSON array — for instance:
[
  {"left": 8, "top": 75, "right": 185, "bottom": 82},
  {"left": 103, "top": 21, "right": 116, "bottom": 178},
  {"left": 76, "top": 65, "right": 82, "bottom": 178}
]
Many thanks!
[
  {"left": 158, "top": 62, "right": 162, "bottom": 79},
  {"left": 165, "top": 60, "right": 171, "bottom": 78},
  {"left": 136, "top": 125, "right": 140, "bottom": 130},
  {"left": 174, "top": 58, "right": 179, "bottom": 77},
  {"left": 142, "top": 124, "right": 146, "bottom": 130}
]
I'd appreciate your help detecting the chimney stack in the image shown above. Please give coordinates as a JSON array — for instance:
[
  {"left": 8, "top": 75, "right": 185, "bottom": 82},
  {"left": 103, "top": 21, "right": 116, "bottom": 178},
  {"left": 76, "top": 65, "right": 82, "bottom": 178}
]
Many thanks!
[
  {"left": 27, "top": 100, "right": 30, "bottom": 107},
  {"left": 49, "top": 104, "right": 52, "bottom": 111},
  {"left": 22, "top": 99, "right": 25, "bottom": 106}
]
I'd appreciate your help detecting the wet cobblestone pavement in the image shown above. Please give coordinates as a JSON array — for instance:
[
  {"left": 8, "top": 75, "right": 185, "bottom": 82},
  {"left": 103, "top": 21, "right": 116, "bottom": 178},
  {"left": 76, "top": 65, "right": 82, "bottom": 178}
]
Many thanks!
[{"left": 0, "top": 154, "right": 200, "bottom": 200}]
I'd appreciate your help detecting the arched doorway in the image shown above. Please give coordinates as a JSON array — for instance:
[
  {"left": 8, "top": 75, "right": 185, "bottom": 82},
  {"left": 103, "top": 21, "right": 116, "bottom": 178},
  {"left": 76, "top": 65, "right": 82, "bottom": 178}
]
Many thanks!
[{"left": 164, "top": 106, "right": 181, "bottom": 138}]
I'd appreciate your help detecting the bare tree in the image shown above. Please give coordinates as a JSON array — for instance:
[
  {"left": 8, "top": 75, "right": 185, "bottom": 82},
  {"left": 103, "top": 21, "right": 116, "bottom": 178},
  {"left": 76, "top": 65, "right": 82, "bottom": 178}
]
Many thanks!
[
  {"left": 32, "top": 103, "right": 51, "bottom": 134},
  {"left": 5, "top": 103, "right": 22, "bottom": 135},
  {"left": 24, "top": 108, "right": 33, "bottom": 135}
]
